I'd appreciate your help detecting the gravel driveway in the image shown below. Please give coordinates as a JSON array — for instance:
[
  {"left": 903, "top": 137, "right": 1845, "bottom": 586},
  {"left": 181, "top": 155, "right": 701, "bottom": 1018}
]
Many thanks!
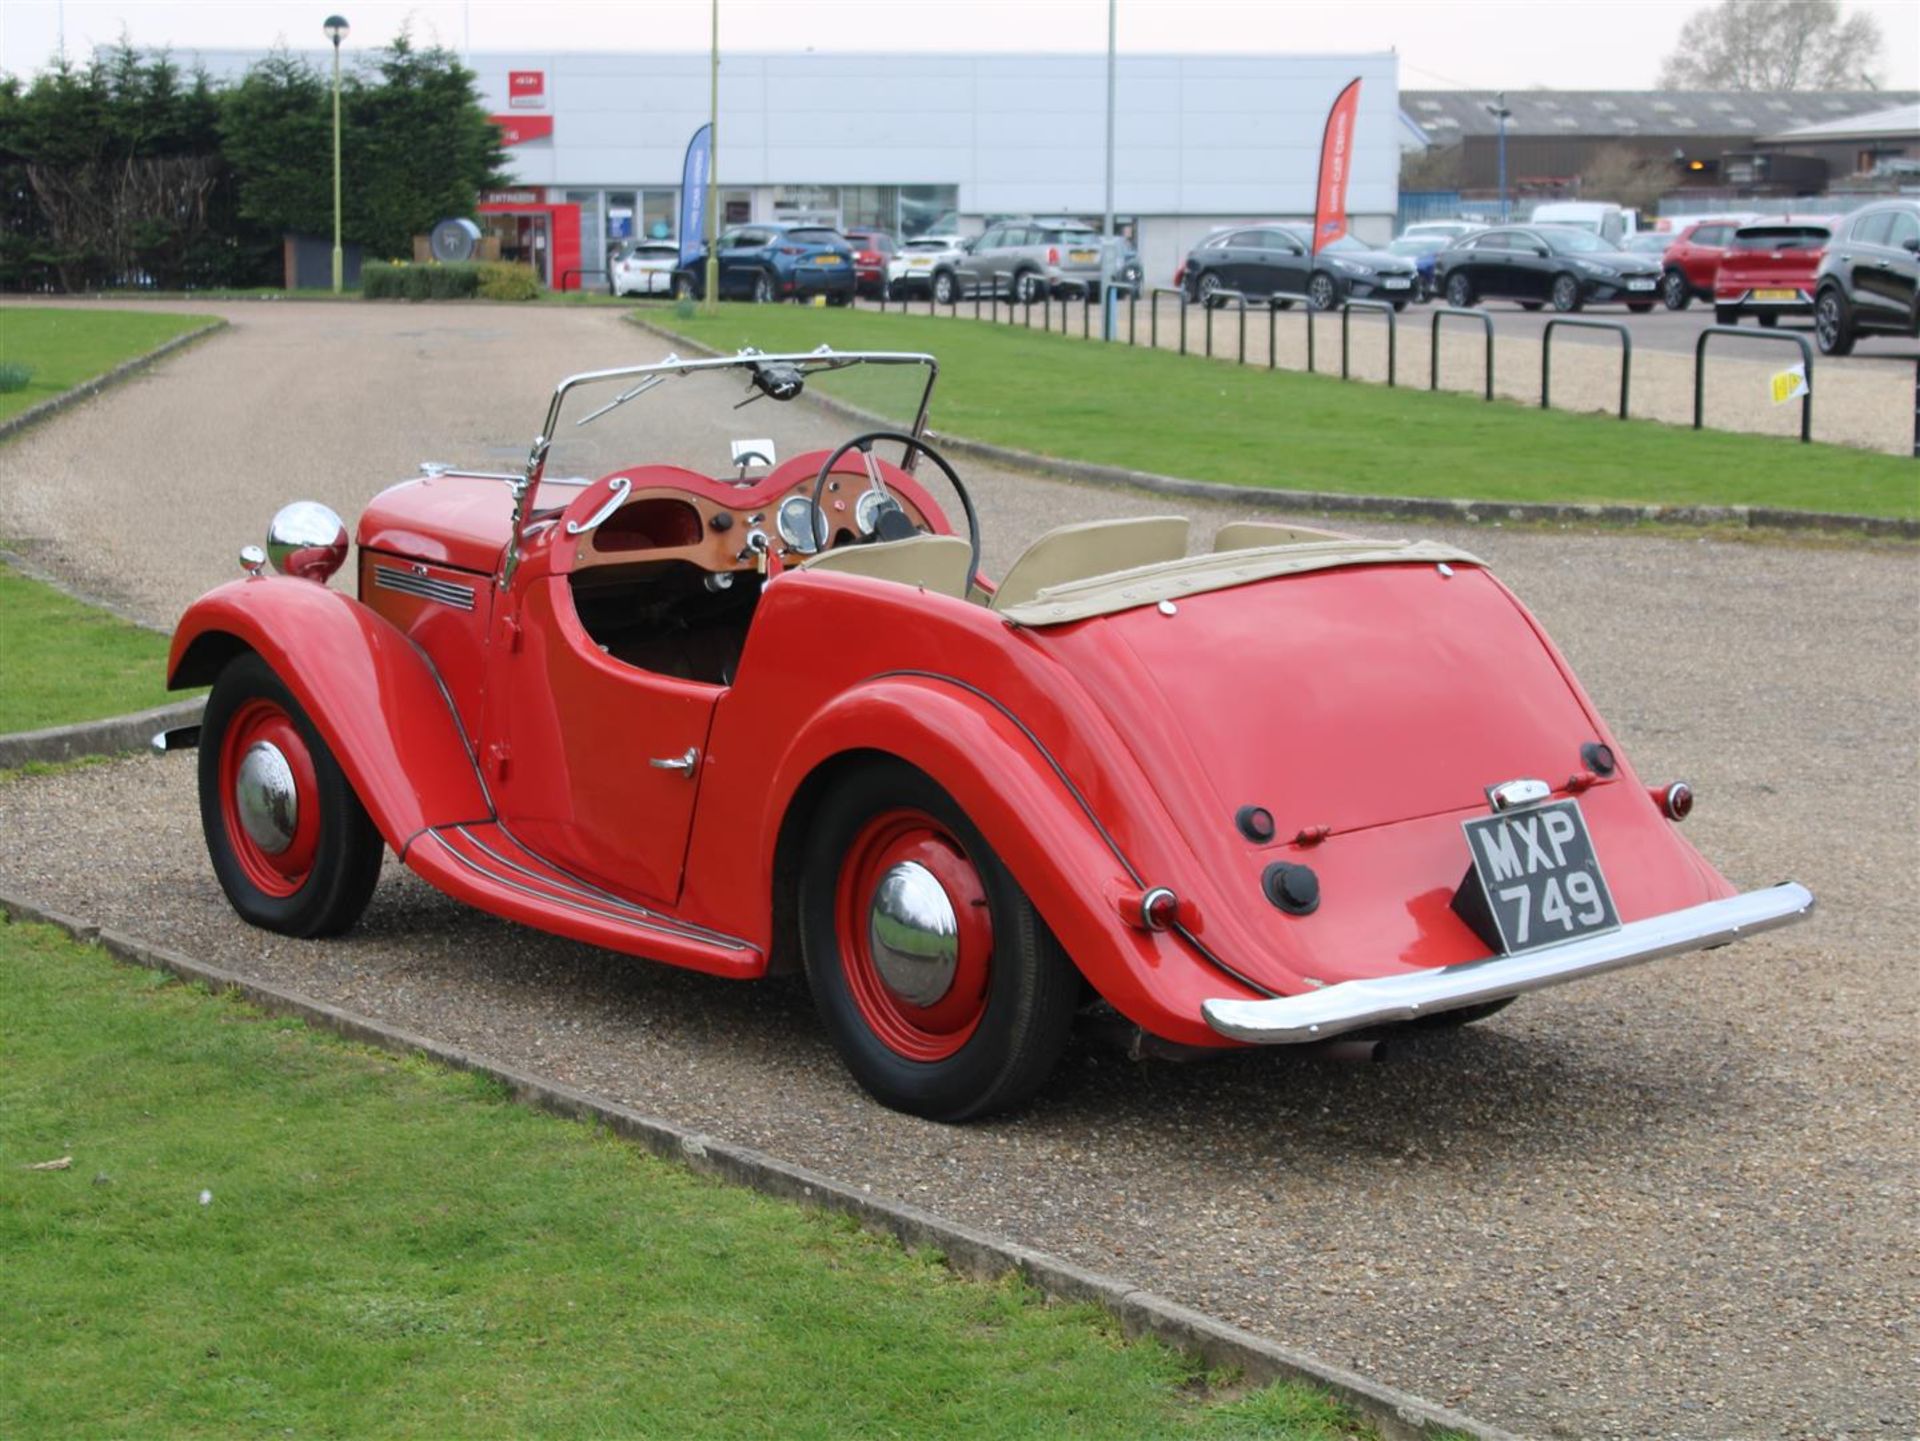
[{"left": 2, "top": 300, "right": 1916, "bottom": 1440}]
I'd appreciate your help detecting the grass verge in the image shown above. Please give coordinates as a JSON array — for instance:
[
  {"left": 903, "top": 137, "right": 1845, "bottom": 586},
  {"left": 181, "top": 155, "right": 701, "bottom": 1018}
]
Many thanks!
[
  {"left": 0, "top": 560, "right": 185, "bottom": 732},
  {"left": 0, "top": 307, "right": 217, "bottom": 424},
  {"left": 658, "top": 305, "right": 1918, "bottom": 520},
  {"left": 0, "top": 918, "right": 1381, "bottom": 1440}
]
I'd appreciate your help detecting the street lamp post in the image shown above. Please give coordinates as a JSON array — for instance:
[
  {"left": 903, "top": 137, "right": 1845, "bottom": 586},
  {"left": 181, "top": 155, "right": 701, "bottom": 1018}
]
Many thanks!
[
  {"left": 324, "top": 15, "right": 349, "bottom": 293},
  {"left": 1485, "top": 91, "right": 1512, "bottom": 223}
]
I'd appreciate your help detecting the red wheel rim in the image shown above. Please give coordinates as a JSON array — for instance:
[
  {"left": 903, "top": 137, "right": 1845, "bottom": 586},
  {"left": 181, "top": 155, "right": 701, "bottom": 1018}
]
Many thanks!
[
  {"left": 834, "top": 809, "right": 994, "bottom": 1062},
  {"left": 217, "top": 698, "right": 320, "bottom": 898}
]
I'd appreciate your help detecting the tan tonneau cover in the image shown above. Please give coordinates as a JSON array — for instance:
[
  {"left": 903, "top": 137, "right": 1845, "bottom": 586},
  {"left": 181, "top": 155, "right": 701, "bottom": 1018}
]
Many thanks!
[{"left": 997, "top": 539, "right": 1484, "bottom": 627}]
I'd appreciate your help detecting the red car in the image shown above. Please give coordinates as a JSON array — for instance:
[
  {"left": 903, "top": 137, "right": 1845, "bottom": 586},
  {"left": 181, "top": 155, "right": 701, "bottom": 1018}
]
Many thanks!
[
  {"left": 1659, "top": 216, "right": 1751, "bottom": 311},
  {"left": 842, "top": 228, "right": 897, "bottom": 299},
  {"left": 162, "top": 348, "right": 1813, "bottom": 1120},
  {"left": 1714, "top": 219, "right": 1834, "bottom": 328}
]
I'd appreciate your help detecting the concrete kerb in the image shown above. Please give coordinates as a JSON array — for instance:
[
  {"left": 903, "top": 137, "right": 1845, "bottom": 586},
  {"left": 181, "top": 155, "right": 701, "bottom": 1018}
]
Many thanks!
[
  {"left": 0, "top": 887, "right": 1514, "bottom": 1441},
  {"left": 0, "top": 696, "right": 204, "bottom": 770},
  {"left": 0, "top": 318, "right": 228, "bottom": 447},
  {"left": 630, "top": 314, "right": 1918, "bottom": 542}
]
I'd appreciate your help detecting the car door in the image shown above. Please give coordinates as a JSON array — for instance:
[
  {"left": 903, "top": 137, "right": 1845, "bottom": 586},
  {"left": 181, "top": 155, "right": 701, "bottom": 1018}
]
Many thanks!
[
  {"left": 1262, "top": 230, "right": 1312, "bottom": 298},
  {"left": 717, "top": 227, "right": 771, "bottom": 295},
  {"left": 1508, "top": 231, "right": 1552, "bottom": 302},
  {"left": 959, "top": 225, "right": 1003, "bottom": 289},
  {"left": 1853, "top": 209, "right": 1918, "bottom": 324},
  {"left": 1464, "top": 231, "right": 1510, "bottom": 297}
]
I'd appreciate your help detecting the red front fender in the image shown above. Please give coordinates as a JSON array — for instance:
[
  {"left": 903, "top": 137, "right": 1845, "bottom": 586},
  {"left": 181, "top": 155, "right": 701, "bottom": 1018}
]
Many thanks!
[
  {"left": 744, "top": 675, "right": 1263, "bottom": 1048},
  {"left": 169, "top": 578, "right": 491, "bottom": 852}
]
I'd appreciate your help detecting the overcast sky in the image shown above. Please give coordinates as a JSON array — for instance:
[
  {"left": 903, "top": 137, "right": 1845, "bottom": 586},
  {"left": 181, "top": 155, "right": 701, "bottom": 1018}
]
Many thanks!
[{"left": 5, "top": 0, "right": 1916, "bottom": 91}]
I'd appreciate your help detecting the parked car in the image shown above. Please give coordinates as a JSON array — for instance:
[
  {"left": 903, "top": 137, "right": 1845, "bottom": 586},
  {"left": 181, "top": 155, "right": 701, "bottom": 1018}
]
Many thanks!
[
  {"left": 842, "top": 228, "right": 898, "bottom": 299},
  {"left": 673, "top": 224, "right": 856, "bottom": 304},
  {"left": 1658, "top": 217, "right": 1752, "bottom": 310},
  {"left": 1812, "top": 199, "right": 1920, "bottom": 356},
  {"left": 163, "top": 345, "right": 1813, "bottom": 1120},
  {"left": 609, "top": 239, "right": 681, "bottom": 297},
  {"left": 891, "top": 234, "right": 967, "bottom": 299},
  {"left": 1401, "top": 220, "right": 1485, "bottom": 243},
  {"left": 946, "top": 219, "right": 1107, "bottom": 301},
  {"left": 1433, "top": 225, "right": 1662, "bottom": 312},
  {"left": 1388, "top": 234, "right": 1449, "bottom": 300},
  {"left": 1713, "top": 219, "right": 1834, "bottom": 328},
  {"left": 1181, "top": 226, "right": 1419, "bottom": 310}
]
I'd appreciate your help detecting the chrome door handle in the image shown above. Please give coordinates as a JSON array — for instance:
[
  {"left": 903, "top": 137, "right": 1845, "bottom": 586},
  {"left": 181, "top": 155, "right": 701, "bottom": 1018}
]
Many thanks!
[{"left": 649, "top": 747, "right": 699, "bottom": 776}]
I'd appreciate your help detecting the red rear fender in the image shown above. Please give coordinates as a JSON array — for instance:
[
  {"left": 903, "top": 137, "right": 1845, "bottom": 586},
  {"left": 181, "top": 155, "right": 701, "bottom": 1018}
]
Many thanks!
[{"left": 169, "top": 578, "right": 492, "bottom": 851}]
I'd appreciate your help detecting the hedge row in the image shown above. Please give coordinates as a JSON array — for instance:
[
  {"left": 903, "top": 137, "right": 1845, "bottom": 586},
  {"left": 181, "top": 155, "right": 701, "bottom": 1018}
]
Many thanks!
[{"left": 360, "top": 260, "right": 542, "bottom": 301}]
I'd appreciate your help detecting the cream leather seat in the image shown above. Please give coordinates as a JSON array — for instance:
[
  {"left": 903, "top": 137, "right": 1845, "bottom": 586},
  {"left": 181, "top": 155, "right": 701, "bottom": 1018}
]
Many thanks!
[
  {"left": 1212, "top": 520, "right": 1353, "bottom": 552},
  {"left": 988, "top": 516, "right": 1189, "bottom": 612},
  {"left": 795, "top": 534, "right": 973, "bottom": 599}
]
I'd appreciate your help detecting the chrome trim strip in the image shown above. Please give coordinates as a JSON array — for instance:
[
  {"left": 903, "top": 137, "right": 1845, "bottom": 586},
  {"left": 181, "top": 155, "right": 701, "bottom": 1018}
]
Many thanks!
[
  {"left": 565, "top": 475, "right": 631, "bottom": 535},
  {"left": 374, "top": 566, "right": 476, "bottom": 611},
  {"left": 1201, "top": 882, "right": 1814, "bottom": 1043},
  {"left": 452, "top": 825, "right": 753, "bottom": 951},
  {"left": 427, "top": 830, "right": 755, "bottom": 954}
]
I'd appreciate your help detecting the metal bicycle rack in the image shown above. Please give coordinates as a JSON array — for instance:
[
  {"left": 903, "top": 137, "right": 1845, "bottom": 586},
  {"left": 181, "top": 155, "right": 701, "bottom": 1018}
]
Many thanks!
[
  {"left": 1148, "top": 287, "right": 1189, "bottom": 355},
  {"left": 1694, "top": 327, "right": 1813, "bottom": 444},
  {"left": 1430, "top": 306, "right": 1495, "bottom": 401},
  {"left": 1340, "top": 299, "right": 1399, "bottom": 387},
  {"left": 1266, "top": 293, "right": 1317, "bottom": 373},
  {"left": 1542, "top": 318, "right": 1632, "bottom": 420}
]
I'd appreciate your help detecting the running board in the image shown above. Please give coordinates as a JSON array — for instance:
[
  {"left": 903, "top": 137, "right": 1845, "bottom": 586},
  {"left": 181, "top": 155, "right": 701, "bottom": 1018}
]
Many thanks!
[{"left": 405, "top": 822, "right": 763, "bottom": 978}]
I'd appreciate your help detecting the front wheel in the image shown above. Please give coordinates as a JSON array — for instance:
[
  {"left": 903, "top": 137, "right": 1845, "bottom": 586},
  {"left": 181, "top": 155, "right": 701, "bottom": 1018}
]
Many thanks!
[
  {"left": 1661, "top": 269, "right": 1692, "bottom": 310},
  {"left": 1444, "top": 272, "right": 1474, "bottom": 308},
  {"left": 1814, "top": 286, "right": 1856, "bottom": 356},
  {"left": 1306, "top": 271, "right": 1338, "bottom": 311},
  {"left": 799, "top": 760, "right": 1078, "bottom": 1121},
  {"left": 1550, "top": 274, "right": 1583, "bottom": 312},
  {"left": 198, "top": 652, "right": 383, "bottom": 938}
]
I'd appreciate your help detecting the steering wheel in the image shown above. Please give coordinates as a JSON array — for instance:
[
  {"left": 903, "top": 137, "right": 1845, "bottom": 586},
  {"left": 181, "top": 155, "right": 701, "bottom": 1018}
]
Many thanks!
[{"left": 809, "top": 431, "right": 981, "bottom": 596}]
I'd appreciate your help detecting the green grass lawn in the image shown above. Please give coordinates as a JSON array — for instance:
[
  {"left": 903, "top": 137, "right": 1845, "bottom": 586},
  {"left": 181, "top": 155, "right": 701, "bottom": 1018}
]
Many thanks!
[
  {"left": 658, "top": 306, "right": 1919, "bottom": 520},
  {"left": 0, "top": 561, "right": 185, "bottom": 732},
  {"left": 0, "top": 306, "right": 218, "bottom": 423},
  {"left": 0, "top": 919, "right": 1381, "bottom": 1441}
]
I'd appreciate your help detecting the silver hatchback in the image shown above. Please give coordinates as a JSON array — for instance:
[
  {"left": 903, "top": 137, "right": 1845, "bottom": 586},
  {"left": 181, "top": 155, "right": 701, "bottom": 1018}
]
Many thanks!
[{"left": 949, "top": 220, "right": 1107, "bottom": 301}]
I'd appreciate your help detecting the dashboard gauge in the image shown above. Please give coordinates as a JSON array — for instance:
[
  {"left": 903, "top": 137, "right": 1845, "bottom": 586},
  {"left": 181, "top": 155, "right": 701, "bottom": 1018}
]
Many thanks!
[
  {"left": 776, "top": 495, "right": 828, "bottom": 554},
  {"left": 853, "top": 488, "right": 890, "bottom": 537}
]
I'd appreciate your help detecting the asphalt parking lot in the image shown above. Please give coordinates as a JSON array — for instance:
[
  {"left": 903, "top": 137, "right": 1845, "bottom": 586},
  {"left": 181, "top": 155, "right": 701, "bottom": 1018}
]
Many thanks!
[{"left": 2, "top": 300, "right": 1916, "bottom": 1440}]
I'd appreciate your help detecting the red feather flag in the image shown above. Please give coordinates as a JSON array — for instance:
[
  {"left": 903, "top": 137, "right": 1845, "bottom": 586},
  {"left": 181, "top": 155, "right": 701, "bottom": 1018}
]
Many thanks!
[{"left": 1312, "top": 78, "right": 1363, "bottom": 255}]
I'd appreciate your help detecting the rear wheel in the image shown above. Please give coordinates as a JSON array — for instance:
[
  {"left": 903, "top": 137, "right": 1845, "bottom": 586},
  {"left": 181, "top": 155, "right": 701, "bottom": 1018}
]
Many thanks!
[
  {"left": 198, "top": 652, "right": 383, "bottom": 938},
  {"left": 1519, "top": 301, "right": 1544, "bottom": 312},
  {"left": 1814, "top": 285, "right": 1856, "bottom": 356},
  {"left": 1195, "top": 270, "right": 1222, "bottom": 306},
  {"left": 751, "top": 271, "right": 773, "bottom": 304},
  {"left": 1013, "top": 269, "right": 1043, "bottom": 304},
  {"left": 932, "top": 270, "right": 956, "bottom": 305},
  {"left": 1661, "top": 268, "right": 1692, "bottom": 310},
  {"left": 799, "top": 760, "right": 1078, "bottom": 1121},
  {"left": 1444, "top": 272, "right": 1474, "bottom": 308},
  {"left": 1550, "top": 273, "right": 1583, "bottom": 312}
]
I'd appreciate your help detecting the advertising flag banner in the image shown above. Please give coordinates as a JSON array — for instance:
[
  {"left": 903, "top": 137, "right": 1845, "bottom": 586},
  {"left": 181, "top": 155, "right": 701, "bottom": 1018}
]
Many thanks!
[
  {"left": 1312, "top": 78, "right": 1363, "bottom": 254},
  {"left": 678, "top": 124, "right": 713, "bottom": 269}
]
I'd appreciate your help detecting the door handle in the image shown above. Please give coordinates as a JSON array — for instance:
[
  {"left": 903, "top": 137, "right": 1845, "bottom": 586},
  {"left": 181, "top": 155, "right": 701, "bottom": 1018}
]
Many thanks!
[{"left": 649, "top": 747, "right": 699, "bottom": 776}]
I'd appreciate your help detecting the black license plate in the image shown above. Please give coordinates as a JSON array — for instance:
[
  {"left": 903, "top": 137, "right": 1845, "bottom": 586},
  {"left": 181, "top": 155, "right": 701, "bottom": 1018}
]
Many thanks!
[{"left": 1459, "top": 799, "right": 1619, "bottom": 953}]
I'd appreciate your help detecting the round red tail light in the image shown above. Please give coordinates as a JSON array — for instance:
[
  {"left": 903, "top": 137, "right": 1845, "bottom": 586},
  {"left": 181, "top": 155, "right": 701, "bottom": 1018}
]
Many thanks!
[{"left": 1653, "top": 781, "right": 1694, "bottom": 821}]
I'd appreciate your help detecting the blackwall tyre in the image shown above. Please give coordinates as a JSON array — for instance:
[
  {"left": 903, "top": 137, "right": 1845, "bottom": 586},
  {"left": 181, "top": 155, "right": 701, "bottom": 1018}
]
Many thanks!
[
  {"left": 1814, "top": 287, "right": 1856, "bottom": 356},
  {"left": 1444, "top": 273, "right": 1473, "bottom": 308},
  {"left": 751, "top": 271, "right": 773, "bottom": 304},
  {"left": 1550, "top": 274, "right": 1583, "bottom": 312},
  {"left": 198, "top": 652, "right": 384, "bottom": 939},
  {"left": 1662, "top": 269, "right": 1692, "bottom": 310},
  {"left": 799, "top": 760, "right": 1078, "bottom": 1122},
  {"left": 1306, "top": 271, "right": 1337, "bottom": 311},
  {"left": 933, "top": 271, "right": 956, "bottom": 305},
  {"left": 1196, "top": 271, "right": 1221, "bottom": 306}
]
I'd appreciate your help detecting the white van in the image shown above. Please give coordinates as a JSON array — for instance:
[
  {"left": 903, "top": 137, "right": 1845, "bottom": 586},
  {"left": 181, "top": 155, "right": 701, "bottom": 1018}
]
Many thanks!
[{"left": 1529, "top": 202, "right": 1639, "bottom": 244}]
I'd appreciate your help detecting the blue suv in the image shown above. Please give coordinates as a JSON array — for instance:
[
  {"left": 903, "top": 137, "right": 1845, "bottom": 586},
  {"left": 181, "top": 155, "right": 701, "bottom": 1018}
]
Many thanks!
[{"left": 674, "top": 224, "right": 857, "bottom": 304}]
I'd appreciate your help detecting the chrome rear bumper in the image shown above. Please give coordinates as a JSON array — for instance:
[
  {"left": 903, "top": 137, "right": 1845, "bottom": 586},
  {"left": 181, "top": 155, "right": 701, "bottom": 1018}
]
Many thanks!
[{"left": 1201, "top": 882, "right": 1814, "bottom": 1044}]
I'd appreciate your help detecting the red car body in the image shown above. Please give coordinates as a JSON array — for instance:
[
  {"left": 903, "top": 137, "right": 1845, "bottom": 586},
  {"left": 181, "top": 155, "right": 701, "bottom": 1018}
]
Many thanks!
[
  {"left": 165, "top": 349, "right": 1811, "bottom": 1119},
  {"left": 842, "top": 229, "right": 896, "bottom": 298},
  {"left": 1714, "top": 219, "right": 1834, "bottom": 327},
  {"left": 1659, "top": 217, "right": 1749, "bottom": 309}
]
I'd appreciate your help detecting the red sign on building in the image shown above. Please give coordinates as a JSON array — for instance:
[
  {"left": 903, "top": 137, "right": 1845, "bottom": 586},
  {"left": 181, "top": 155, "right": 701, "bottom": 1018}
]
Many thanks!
[
  {"left": 508, "top": 70, "right": 545, "bottom": 109},
  {"left": 491, "top": 114, "right": 554, "bottom": 147}
]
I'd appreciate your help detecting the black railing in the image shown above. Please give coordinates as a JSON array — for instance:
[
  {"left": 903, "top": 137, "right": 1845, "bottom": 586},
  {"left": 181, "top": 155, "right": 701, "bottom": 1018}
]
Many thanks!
[
  {"left": 1695, "top": 327, "right": 1813, "bottom": 444},
  {"left": 1340, "top": 299, "right": 1399, "bottom": 387},
  {"left": 1543, "top": 318, "right": 1632, "bottom": 420},
  {"left": 561, "top": 267, "right": 610, "bottom": 292},
  {"left": 1430, "top": 306, "right": 1495, "bottom": 401},
  {"left": 1202, "top": 289, "right": 1250, "bottom": 364},
  {"left": 1266, "top": 293, "right": 1316, "bottom": 373},
  {"left": 1149, "top": 287, "right": 1188, "bottom": 356}
]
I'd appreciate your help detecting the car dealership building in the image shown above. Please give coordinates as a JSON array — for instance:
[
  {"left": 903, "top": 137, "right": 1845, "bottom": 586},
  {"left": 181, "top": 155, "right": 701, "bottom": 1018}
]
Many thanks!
[{"left": 182, "top": 47, "right": 1402, "bottom": 290}]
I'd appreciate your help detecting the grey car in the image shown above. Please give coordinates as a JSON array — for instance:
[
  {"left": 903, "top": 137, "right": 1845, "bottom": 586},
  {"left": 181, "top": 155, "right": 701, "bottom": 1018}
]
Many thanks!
[
  {"left": 944, "top": 219, "right": 1108, "bottom": 302},
  {"left": 1181, "top": 225, "right": 1420, "bottom": 310}
]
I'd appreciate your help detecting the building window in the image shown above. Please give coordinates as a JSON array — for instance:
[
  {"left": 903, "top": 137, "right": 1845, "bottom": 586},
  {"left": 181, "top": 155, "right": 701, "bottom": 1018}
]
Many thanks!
[
  {"left": 723, "top": 189, "right": 752, "bottom": 225},
  {"left": 605, "top": 189, "right": 637, "bottom": 243},
  {"left": 773, "top": 184, "right": 840, "bottom": 225},
  {"left": 642, "top": 189, "right": 676, "bottom": 240},
  {"left": 899, "top": 185, "right": 958, "bottom": 238}
]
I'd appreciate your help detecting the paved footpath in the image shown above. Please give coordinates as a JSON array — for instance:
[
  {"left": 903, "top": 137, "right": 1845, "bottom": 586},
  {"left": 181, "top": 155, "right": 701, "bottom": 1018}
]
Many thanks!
[{"left": 2, "top": 300, "right": 1916, "bottom": 1439}]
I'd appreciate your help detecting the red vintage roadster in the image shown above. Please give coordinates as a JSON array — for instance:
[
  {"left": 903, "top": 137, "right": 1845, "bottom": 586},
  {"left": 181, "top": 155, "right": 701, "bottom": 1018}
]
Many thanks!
[{"left": 163, "top": 347, "right": 1812, "bottom": 1120}]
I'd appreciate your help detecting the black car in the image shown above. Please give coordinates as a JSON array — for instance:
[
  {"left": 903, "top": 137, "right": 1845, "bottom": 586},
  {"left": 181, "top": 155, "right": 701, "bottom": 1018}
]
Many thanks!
[
  {"left": 1812, "top": 199, "right": 1920, "bottom": 356},
  {"left": 1433, "top": 226, "right": 1662, "bottom": 312},
  {"left": 1181, "top": 225, "right": 1419, "bottom": 311}
]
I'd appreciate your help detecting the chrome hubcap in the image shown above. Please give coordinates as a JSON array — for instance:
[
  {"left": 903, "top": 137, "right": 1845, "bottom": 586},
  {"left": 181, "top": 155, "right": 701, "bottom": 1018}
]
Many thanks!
[
  {"left": 868, "top": 861, "right": 959, "bottom": 1007},
  {"left": 234, "top": 741, "right": 298, "bottom": 854}
]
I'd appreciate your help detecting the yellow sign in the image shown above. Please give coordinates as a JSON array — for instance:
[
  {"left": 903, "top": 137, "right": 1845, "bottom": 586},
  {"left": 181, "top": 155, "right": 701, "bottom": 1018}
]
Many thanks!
[{"left": 1770, "top": 365, "right": 1809, "bottom": 405}]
